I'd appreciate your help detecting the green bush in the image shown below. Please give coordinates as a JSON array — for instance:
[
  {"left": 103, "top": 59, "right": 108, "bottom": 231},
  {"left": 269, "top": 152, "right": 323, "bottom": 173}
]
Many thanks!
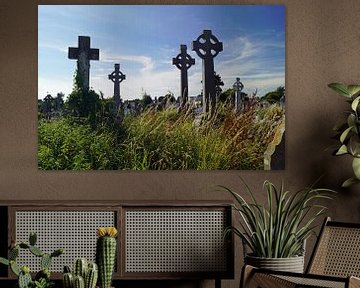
[{"left": 38, "top": 119, "right": 121, "bottom": 170}]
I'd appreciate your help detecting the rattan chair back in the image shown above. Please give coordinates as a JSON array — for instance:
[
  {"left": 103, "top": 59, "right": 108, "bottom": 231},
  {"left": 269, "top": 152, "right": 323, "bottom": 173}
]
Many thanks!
[{"left": 307, "top": 217, "right": 360, "bottom": 278}]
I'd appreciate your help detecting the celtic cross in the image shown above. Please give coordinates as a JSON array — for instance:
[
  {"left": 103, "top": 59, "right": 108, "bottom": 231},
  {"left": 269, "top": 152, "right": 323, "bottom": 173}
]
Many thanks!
[
  {"left": 172, "top": 44, "right": 195, "bottom": 108},
  {"left": 108, "top": 63, "right": 126, "bottom": 110},
  {"left": 68, "top": 36, "right": 99, "bottom": 91},
  {"left": 233, "top": 77, "right": 244, "bottom": 113},
  {"left": 192, "top": 30, "right": 223, "bottom": 114}
]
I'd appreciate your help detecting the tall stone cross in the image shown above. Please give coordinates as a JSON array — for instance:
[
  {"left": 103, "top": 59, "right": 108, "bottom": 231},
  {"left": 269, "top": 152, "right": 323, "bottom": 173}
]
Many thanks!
[
  {"left": 172, "top": 44, "right": 195, "bottom": 109},
  {"left": 233, "top": 77, "right": 244, "bottom": 113},
  {"left": 192, "top": 30, "right": 223, "bottom": 115},
  {"left": 108, "top": 63, "right": 126, "bottom": 110},
  {"left": 68, "top": 36, "right": 99, "bottom": 91}
]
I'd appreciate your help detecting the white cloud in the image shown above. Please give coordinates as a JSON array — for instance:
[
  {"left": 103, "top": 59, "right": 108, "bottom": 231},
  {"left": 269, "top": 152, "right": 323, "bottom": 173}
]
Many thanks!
[{"left": 100, "top": 50, "right": 154, "bottom": 72}]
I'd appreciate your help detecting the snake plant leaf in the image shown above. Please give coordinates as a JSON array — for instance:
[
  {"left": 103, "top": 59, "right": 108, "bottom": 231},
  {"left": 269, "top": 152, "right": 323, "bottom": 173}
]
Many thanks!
[
  {"left": 328, "top": 83, "right": 352, "bottom": 97},
  {"left": 336, "top": 144, "right": 348, "bottom": 155},
  {"left": 351, "top": 96, "right": 360, "bottom": 111},
  {"left": 342, "top": 177, "right": 360, "bottom": 188},
  {"left": 352, "top": 157, "right": 360, "bottom": 179}
]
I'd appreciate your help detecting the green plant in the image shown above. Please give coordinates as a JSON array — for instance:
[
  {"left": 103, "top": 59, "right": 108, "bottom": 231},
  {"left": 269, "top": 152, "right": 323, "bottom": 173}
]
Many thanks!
[
  {"left": 0, "top": 232, "right": 63, "bottom": 288},
  {"left": 62, "top": 258, "right": 98, "bottom": 288},
  {"left": 222, "top": 179, "right": 334, "bottom": 258},
  {"left": 96, "top": 227, "right": 118, "bottom": 288},
  {"left": 328, "top": 83, "right": 360, "bottom": 187}
]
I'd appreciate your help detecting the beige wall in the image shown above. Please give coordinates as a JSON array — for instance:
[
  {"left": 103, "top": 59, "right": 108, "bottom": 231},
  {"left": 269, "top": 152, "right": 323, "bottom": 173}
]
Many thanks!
[{"left": 1, "top": 0, "right": 360, "bottom": 287}]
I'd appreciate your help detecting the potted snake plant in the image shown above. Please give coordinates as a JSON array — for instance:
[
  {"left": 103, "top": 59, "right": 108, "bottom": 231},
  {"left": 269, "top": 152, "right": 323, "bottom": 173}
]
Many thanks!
[
  {"left": 328, "top": 83, "right": 360, "bottom": 187},
  {"left": 222, "top": 179, "right": 334, "bottom": 273}
]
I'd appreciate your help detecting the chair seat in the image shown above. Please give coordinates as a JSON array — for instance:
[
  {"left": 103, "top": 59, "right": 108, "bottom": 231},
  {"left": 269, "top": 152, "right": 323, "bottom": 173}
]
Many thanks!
[{"left": 243, "top": 265, "right": 360, "bottom": 288}]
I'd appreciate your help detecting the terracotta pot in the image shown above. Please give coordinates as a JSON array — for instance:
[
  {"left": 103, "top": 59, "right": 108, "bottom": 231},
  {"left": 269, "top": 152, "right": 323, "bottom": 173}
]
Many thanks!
[{"left": 245, "top": 254, "right": 304, "bottom": 273}]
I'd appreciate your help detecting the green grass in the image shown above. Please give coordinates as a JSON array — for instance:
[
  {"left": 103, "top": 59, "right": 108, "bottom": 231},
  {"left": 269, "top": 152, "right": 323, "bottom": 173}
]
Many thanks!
[{"left": 38, "top": 104, "right": 285, "bottom": 170}]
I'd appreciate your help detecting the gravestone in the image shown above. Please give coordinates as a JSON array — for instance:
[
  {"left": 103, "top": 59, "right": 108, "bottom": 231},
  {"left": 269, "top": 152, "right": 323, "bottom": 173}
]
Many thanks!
[
  {"left": 192, "top": 30, "right": 223, "bottom": 115},
  {"left": 233, "top": 77, "right": 244, "bottom": 113},
  {"left": 172, "top": 44, "right": 195, "bottom": 109},
  {"left": 43, "top": 94, "right": 53, "bottom": 120},
  {"left": 68, "top": 36, "right": 99, "bottom": 91},
  {"left": 264, "top": 118, "right": 285, "bottom": 170},
  {"left": 108, "top": 63, "right": 126, "bottom": 110}
]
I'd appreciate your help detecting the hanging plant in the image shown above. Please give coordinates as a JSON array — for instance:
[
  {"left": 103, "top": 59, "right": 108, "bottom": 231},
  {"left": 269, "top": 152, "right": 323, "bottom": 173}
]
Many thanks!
[{"left": 328, "top": 83, "right": 360, "bottom": 187}]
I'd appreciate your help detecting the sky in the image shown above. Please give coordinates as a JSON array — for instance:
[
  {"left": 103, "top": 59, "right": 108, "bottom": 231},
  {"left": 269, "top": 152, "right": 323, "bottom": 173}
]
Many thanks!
[{"left": 38, "top": 5, "right": 285, "bottom": 101}]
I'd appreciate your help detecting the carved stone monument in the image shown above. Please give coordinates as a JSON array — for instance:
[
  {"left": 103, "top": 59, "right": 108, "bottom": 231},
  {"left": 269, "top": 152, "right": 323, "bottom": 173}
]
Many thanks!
[
  {"left": 172, "top": 44, "right": 195, "bottom": 109},
  {"left": 192, "top": 30, "right": 223, "bottom": 114},
  {"left": 233, "top": 77, "right": 244, "bottom": 113},
  {"left": 108, "top": 63, "right": 126, "bottom": 110},
  {"left": 68, "top": 36, "right": 99, "bottom": 91}
]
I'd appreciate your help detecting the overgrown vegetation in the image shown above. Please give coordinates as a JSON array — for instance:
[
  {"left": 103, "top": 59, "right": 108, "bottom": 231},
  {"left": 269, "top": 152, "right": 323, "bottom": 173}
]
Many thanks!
[
  {"left": 38, "top": 70, "right": 285, "bottom": 170},
  {"left": 38, "top": 103, "right": 284, "bottom": 170}
]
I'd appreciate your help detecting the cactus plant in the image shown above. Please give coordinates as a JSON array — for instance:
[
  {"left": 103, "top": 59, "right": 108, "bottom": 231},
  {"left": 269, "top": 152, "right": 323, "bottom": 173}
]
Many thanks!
[
  {"left": 74, "top": 275, "right": 85, "bottom": 288},
  {"left": 85, "top": 262, "right": 98, "bottom": 288},
  {"left": 62, "top": 259, "right": 98, "bottom": 288},
  {"left": 0, "top": 232, "right": 63, "bottom": 288},
  {"left": 74, "top": 258, "right": 88, "bottom": 279},
  {"left": 96, "top": 227, "right": 118, "bottom": 288}
]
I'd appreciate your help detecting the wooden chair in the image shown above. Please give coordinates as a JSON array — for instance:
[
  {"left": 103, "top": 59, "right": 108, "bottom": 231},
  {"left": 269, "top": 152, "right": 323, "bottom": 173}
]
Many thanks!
[{"left": 241, "top": 217, "right": 360, "bottom": 288}]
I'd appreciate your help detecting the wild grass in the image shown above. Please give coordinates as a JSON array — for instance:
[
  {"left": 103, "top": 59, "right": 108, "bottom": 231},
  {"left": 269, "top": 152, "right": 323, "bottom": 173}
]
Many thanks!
[{"left": 38, "top": 103, "right": 285, "bottom": 170}]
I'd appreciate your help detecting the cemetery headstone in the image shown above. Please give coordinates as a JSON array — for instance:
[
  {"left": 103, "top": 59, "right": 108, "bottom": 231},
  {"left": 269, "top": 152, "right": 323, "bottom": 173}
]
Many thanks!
[
  {"left": 172, "top": 44, "right": 195, "bottom": 109},
  {"left": 233, "top": 77, "right": 244, "bottom": 113},
  {"left": 108, "top": 63, "right": 126, "bottom": 110},
  {"left": 68, "top": 36, "right": 99, "bottom": 91},
  {"left": 192, "top": 30, "right": 223, "bottom": 115}
]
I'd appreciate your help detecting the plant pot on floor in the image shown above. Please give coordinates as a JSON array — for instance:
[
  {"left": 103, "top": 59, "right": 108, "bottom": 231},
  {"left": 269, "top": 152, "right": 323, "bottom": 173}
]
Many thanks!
[{"left": 245, "top": 254, "right": 304, "bottom": 273}]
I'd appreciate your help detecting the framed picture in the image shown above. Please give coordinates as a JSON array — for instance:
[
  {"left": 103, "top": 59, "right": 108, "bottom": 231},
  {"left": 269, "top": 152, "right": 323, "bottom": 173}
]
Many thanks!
[{"left": 38, "top": 4, "right": 285, "bottom": 170}]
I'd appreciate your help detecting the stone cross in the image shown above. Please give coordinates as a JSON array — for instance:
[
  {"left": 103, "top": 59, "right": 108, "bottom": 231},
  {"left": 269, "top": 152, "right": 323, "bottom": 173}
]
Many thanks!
[
  {"left": 68, "top": 36, "right": 99, "bottom": 91},
  {"left": 233, "top": 77, "right": 244, "bottom": 113},
  {"left": 108, "top": 63, "right": 126, "bottom": 110},
  {"left": 192, "top": 30, "right": 223, "bottom": 115},
  {"left": 172, "top": 44, "right": 195, "bottom": 109}
]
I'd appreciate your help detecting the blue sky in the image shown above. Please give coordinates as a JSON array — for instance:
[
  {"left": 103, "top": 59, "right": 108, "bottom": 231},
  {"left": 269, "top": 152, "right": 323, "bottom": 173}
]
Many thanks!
[{"left": 38, "top": 5, "right": 285, "bottom": 100}]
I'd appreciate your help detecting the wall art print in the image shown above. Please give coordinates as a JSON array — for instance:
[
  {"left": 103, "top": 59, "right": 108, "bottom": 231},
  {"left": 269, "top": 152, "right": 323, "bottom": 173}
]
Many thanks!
[{"left": 38, "top": 5, "right": 285, "bottom": 170}]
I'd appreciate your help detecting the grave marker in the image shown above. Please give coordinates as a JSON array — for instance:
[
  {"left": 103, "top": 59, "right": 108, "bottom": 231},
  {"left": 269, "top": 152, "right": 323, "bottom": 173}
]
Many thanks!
[
  {"left": 172, "top": 44, "right": 195, "bottom": 109},
  {"left": 108, "top": 63, "right": 126, "bottom": 110},
  {"left": 233, "top": 77, "right": 244, "bottom": 113},
  {"left": 68, "top": 36, "right": 99, "bottom": 91},
  {"left": 192, "top": 30, "right": 223, "bottom": 115}
]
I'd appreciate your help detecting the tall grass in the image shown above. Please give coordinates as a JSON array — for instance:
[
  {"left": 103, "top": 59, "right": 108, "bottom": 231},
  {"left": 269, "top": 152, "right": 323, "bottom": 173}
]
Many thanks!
[
  {"left": 38, "top": 119, "right": 122, "bottom": 170},
  {"left": 38, "top": 103, "right": 285, "bottom": 170}
]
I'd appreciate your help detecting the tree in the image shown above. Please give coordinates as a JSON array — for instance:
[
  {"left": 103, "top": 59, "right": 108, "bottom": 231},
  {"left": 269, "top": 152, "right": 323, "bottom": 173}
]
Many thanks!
[
  {"left": 261, "top": 86, "right": 285, "bottom": 104},
  {"left": 141, "top": 92, "right": 153, "bottom": 109}
]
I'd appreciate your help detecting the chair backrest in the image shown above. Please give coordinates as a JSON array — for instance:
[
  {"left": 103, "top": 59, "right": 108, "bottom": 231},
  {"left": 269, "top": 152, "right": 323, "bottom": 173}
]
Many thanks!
[{"left": 307, "top": 217, "right": 360, "bottom": 277}]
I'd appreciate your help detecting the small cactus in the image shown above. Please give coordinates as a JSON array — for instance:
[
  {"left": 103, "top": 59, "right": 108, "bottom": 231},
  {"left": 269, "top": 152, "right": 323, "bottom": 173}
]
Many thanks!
[
  {"left": 85, "top": 262, "right": 98, "bottom": 288},
  {"left": 96, "top": 227, "right": 118, "bottom": 288},
  {"left": 74, "top": 275, "right": 85, "bottom": 288},
  {"left": 63, "top": 272, "right": 74, "bottom": 288},
  {"left": 63, "top": 259, "right": 98, "bottom": 288},
  {"left": 29, "top": 232, "right": 37, "bottom": 246},
  {"left": 18, "top": 268, "right": 32, "bottom": 288},
  {"left": 0, "top": 232, "right": 63, "bottom": 288},
  {"left": 74, "top": 258, "right": 88, "bottom": 279},
  {"left": 29, "top": 245, "right": 44, "bottom": 257},
  {"left": 41, "top": 253, "right": 52, "bottom": 270},
  {"left": 9, "top": 246, "right": 19, "bottom": 260}
]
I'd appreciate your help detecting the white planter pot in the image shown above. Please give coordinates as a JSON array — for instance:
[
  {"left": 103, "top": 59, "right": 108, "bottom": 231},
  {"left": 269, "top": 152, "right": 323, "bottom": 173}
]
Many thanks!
[{"left": 245, "top": 254, "right": 305, "bottom": 273}]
